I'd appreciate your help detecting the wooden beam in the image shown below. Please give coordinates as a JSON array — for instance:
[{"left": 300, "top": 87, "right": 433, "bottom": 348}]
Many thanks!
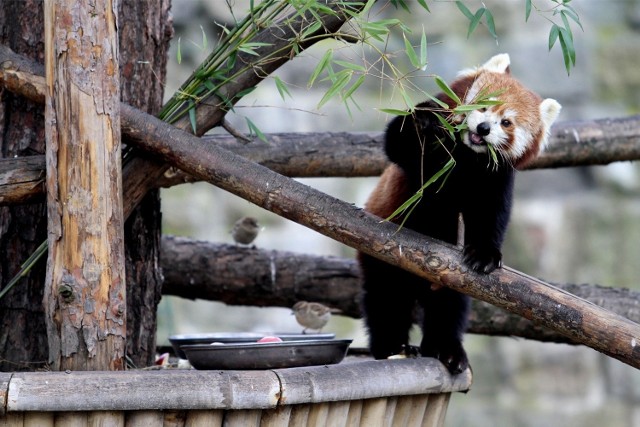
[{"left": 43, "top": 0, "right": 126, "bottom": 370}]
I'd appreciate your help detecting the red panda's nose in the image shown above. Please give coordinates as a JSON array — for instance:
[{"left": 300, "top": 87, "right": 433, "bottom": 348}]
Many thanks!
[{"left": 476, "top": 122, "right": 491, "bottom": 136}]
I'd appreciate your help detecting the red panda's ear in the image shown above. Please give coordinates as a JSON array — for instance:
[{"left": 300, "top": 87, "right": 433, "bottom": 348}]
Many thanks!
[
  {"left": 540, "top": 98, "right": 562, "bottom": 130},
  {"left": 481, "top": 53, "right": 511, "bottom": 74}
]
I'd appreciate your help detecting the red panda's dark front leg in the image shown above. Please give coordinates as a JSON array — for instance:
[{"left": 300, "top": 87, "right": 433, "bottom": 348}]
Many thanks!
[{"left": 461, "top": 167, "right": 515, "bottom": 274}]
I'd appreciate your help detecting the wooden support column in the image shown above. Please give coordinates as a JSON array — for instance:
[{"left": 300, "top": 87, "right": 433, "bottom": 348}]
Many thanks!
[{"left": 43, "top": 0, "right": 126, "bottom": 370}]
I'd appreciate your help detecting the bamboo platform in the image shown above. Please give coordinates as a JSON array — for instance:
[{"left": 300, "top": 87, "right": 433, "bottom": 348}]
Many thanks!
[{"left": 0, "top": 357, "right": 471, "bottom": 427}]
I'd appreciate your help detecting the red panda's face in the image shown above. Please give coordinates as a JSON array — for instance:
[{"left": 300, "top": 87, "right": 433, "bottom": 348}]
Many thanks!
[{"left": 456, "top": 54, "right": 561, "bottom": 168}]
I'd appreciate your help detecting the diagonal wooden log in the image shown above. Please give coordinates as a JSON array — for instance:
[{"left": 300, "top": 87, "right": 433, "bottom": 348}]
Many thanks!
[
  {"left": 121, "top": 103, "right": 640, "bottom": 369},
  {"left": 4, "top": 113, "right": 640, "bottom": 206}
]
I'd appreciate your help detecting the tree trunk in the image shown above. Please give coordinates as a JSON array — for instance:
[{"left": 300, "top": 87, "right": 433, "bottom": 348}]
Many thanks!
[
  {"left": 118, "top": 0, "right": 171, "bottom": 369},
  {"left": 44, "top": 0, "right": 126, "bottom": 370},
  {"left": 0, "top": 0, "right": 49, "bottom": 371},
  {"left": 0, "top": 0, "right": 170, "bottom": 371}
]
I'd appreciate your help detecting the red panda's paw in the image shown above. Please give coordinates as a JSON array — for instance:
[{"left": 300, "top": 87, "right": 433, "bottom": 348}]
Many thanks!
[
  {"left": 462, "top": 244, "right": 502, "bottom": 274},
  {"left": 421, "top": 340, "right": 469, "bottom": 375}
]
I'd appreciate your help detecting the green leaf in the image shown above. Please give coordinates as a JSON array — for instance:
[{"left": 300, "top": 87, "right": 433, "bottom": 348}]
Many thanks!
[
  {"left": 417, "top": 0, "right": 430, "bottom": 12},
  {"left": 188, "top": 99, "right": 197, "bottom": 134},
  {"left": 456, "top": 1, "right": 474, "bottom": 20},
  {"left": 200, "top": 25, "right": 208, "bottom": 50},
  {"left": 246, "top": 117, "right": 268, "bottom": 143},
  {"left": 548, "top": 24, "right": 560, "bottom": 50},
  {"left": 342, "top": 74, "right": 366, "bottom": 100},
  {"left": 301, "top": 21, "right": 322, "bottom": 40},
  {"left": 434, "top": 75, "right": 461, "bottom": 105},
  {"left": 308, "top": 49, "right": 333, "bottom": 87},
  {"left": 317, "top": 70, "right": 352, "bottom": 108},
  {"left": 484, "top": 8, "right": 497, "bottom": 40},
  {"left": 563, "top": 5, "right": 583, "bottom": 30},
  {"left": 334, "top": 60, "right": 366, "bottom": 72},
  {"left": 434, "top": 112, "right": 456, "bottom": 140},
  {"left": 176, "top": 37, "right": 182, "bottom": 64},
  {"left": 379, "top": 108, "right": 412, "bottom": 116},
  {"left": 467, "top": 8, "right": 486, "bottom": 38},
  {"left": 420, "top": 29, "right": 428, "bottom": 68},
  {"left": 274, "top": 76, "right": 292, "bottom": 101},
  {"left": 525, "top": 0, "right": 532, "bottom": 21},
  {"left": 403, "top": 34, "right": 421, "bottom": 69}
]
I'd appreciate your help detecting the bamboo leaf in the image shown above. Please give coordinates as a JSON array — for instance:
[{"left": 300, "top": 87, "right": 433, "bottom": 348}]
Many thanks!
[
  {"left": 246, "top": 117, "right": 268, "bottom": 143},
  {"left": 420, "top": 29, "right": 428, "bottom": 69},
  {"left": 467, "top": 8, "right": 485, "bottom": 38},
  {"left": 525, "top": 0, "right": 532, "bottom": 21},
  {"left": 417, "top": 0, "right": 430, "bottom": 12},
  {"left": 274, "top": 76, "right": 292, "bottom": 101},
  {"left": 404, "top": 34, "right": 421, "bottom": 69},
  {"left": 176, "top": 37, "right": 182, "bottom": 64},
  {"left": 317, "top": 70, "right": 352, "bottom": 108},
  {"left": 379, "top": 108, "right": 412, "bottom": 116},
  {"left": 342, "top": 74, "right": 366, "bottom": 100},
  {"left": 308, "top": 49, "right": 333, "bottom": 87},
  {"left": 484, "top": 8, "right": 497, "bottom": 40},
  {"left": 548, "top": 24, "right": 560, "bottom": 50},
  {"left": 456, "top": 1, "right": 474, "bottom": 20},
  {"left": 188, "top": 99, "right": 197, "bottom": 133},
  {"left": 434, "top": 75, "right": 461, "bottom": 105}
]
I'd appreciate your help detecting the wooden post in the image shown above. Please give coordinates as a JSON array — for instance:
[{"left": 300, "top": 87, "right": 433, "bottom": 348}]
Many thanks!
[{"left": 43, "top": 0, "right": 126, "bottom": 370}]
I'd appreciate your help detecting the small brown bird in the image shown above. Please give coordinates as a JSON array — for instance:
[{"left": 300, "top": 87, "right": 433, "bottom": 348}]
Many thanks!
[
  {"left": 292, "top": 301, "right": 339, "bottom": 333},
  {"left": 231, "top": 216, "right": 260, "bottom": 246}
]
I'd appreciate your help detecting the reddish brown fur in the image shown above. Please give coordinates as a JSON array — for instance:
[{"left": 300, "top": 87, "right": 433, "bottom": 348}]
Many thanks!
[{"left": 364, "top": 164, "right": 411, "bottom": 220}]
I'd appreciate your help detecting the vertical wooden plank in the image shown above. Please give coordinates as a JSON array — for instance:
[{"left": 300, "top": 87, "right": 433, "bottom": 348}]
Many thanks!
[
  {"left": 43, "top": 0, "right": 126, "bottom": 371},
  {"left": 88, "top": 411, "right": 124, "bottom": 427},
  {"left": 406, "top": 395, "right": 429, "bottom": 427},
  {"left": 288, "top": 404, "right": 310, "bottom": 427},
  {"left": 381, "top": 397, "right": 397, "bottom": 427},
  {"left": 185, "top": 410, "right": 223, "bottom": 427},
  {"left": 325, "top": 401, "right": 350, "bottom": 427},
  {"left": 0, "top": 412, "right": 24, "bottom": 427},
  {"left": 222, "top": 409, "right": 261, "bottom": 427},
  {"left": 259, "top": 406, "right": 291, "bottom": 427},
  {"left": 306, "top": 402, "right": 329, "bottom": 427},
  {"left": 54, "top": 412, "right": 87, "bottom": 427},
  {"left": 163, "top": 411, "right": 186, "bottom": 427},
  {"left": 359, "top": 398, "right": 387, "bottom": 427},
  {"left": 390, "top": 396, "right": 413, "bottom": 427},
  {"left": 421, "top": 394, "right": 450, "bottom": 427},
  {"left": 24, "top": 412, "right": 54, "bottom": 427},
  {"left": 125, "top": 411, "right": 163, "bottom": 427},
  {"left": 345, "top": 400, "right": 362, "bottom": 427}
]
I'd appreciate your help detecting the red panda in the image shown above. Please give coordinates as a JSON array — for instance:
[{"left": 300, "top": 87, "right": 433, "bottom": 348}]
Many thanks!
[{"left": 358, "top": 53, "right": 561, "bottom": 375}]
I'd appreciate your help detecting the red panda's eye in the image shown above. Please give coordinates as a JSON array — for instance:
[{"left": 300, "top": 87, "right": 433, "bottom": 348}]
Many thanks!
[
  {"left": 501, "top": 119, "right": 512, "bottom": 127},
  {"left": 479, "top": 107, "right": 487, "bottom": 113}
]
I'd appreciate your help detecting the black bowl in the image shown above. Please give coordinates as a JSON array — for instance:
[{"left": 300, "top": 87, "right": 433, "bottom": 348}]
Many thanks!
[
  {"left": 168, "top": 332, "right": 335, "bottom": 359},
  {"left": 182, "top": 339, "right": 352, "bottom": 370}
]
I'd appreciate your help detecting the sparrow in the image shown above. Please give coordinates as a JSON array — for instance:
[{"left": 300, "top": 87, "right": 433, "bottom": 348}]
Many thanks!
[
  {"left": 231, "top": 216, "right": 260, "bottom": 246},
  {"left": 291, "top": 301, "right": 339, "bottom": 333}
]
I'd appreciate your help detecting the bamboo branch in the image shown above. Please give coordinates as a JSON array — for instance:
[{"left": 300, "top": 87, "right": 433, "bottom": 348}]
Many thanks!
[
  {"left": 160, "top": 236, "right": 640, "bottom": 344},
  {"left": 121, "top": 103, "right": 640, "bottom": 369}
]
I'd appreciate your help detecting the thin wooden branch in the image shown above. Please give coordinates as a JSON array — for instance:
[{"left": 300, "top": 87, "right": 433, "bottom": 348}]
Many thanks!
[
  {"left": 121, "top": 103, "right": 640, "bottom": 369},
  {"left": 160, "top": 236, "right": 640, "bottom": 344}
]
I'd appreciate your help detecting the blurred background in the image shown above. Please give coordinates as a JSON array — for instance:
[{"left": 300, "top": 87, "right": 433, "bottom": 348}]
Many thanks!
[{"left": 159, "top": 1, "right": 640, "bottom": 426}]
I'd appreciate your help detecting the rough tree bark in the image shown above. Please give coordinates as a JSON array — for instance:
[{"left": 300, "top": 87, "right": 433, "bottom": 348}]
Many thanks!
[
  {"left": 121, "top": 103, "right": 640, "bottom": 369},
  {"left": 0, "top": 0, "right": 170, "bottom": 371},
  {"left": 117, "top": 0, "right": 171, "bottom": 369},
  {"left": 0, "top": 0, "right": 49, "bottom": 372},
  {"left": 43, "top": 0, "right": 126, "bottom": 370},
  {"left": 160, "top": 236, "right": 640, "bottom": 344}
]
